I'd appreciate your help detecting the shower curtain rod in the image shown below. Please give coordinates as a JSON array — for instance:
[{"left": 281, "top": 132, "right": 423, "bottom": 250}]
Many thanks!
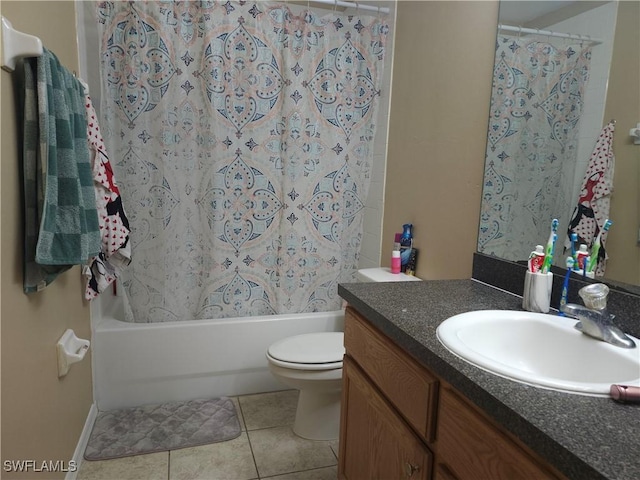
[
  {"left": 498, "top": 24, "right": 602, "bottom": 45},
  {"left": 299, "top": 0, "right": 390, "bottom": 14}
]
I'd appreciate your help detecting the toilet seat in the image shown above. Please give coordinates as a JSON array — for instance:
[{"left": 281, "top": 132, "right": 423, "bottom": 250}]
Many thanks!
[{"left": 267, "top": 332, "right": 344, "bottom": 370}]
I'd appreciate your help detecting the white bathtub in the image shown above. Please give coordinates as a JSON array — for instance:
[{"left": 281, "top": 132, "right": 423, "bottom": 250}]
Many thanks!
[{"left": 91, "top": 294, "right": 345, "bottom": 410}]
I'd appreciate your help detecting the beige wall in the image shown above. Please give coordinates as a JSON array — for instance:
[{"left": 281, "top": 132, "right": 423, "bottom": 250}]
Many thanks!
[
  {"left": 603, "top": 0, "right": 640, "bottom": 286},
  {"left": 1, "top": 2, "right": 93, "bottom": 478},
  {"left": 383, "top": 1, "right": 499, "bottom": 279}
]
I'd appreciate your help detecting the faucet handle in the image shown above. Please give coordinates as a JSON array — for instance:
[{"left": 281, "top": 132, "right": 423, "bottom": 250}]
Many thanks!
[{"left": 578, "top": 283, "right": 609, "bottom": 310}]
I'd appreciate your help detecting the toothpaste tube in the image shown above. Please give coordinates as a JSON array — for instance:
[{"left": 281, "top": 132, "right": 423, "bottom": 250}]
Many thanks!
[{"left": 528, "top": 245, "right": 545, "bottom": 273}]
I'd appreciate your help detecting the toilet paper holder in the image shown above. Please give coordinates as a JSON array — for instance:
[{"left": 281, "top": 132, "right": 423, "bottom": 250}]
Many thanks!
[
  {"left": 630, "top": 123, "right": 640, "bottom": 145},
  {"left": 57, "top": 329, "right": 90, "bottom": 377}
]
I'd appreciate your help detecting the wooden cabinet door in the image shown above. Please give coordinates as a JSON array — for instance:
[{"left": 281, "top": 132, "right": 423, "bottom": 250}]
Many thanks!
[
  {"left": 436, "top": 386, "right": 563, "bottom": 480},
  {"left": 339, "top": 355, "right": 432, "bottom": 480}
]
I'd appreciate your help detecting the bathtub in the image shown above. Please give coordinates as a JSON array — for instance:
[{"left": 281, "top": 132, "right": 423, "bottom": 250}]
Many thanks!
[{"left": 91, "top": 294, "right": 345, "bottom": 410}]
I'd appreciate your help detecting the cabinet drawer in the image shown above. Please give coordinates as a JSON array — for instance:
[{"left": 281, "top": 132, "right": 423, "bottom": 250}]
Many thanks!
[
  {"left": 344, "top": 306, "right": 438, "bottom": 443},
  {"left": 437, "top": 386, "right": 564, "bottom": 480}
]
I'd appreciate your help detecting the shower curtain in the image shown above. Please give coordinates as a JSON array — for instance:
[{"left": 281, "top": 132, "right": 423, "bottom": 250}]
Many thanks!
[
  {"left": 479, "top": 34, "right": 591, "bottom": 263},
  {"left": 96, "top": 1, "right": 389, "bottom": 322}
]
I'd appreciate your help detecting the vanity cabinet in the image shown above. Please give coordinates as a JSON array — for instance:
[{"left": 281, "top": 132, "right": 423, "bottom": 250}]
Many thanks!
[{"left": 339, "top": 306, "right": 565, "bottom": 480}]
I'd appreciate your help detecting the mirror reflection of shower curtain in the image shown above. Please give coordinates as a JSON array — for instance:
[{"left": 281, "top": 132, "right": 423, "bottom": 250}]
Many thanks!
[
  {"left": 95, "top": 2, "right": 389, "bottom": 322},
  {"left": 479, "top": 35, "right": 592, "bottom": 263}
]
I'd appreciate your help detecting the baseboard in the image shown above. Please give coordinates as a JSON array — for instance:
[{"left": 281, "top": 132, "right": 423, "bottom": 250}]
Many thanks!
[{"left": 66, "top": 403, "right": 98, "bottom": 480}]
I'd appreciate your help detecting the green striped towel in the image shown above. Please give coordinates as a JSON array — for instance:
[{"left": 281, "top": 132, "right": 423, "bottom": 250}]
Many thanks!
[{"left": 22, "top": 49, "right": 100, "bottom": 293}]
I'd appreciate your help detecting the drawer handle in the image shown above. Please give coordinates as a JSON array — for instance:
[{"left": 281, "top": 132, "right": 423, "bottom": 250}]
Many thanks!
[{"left": 404, "top": 462, "right": 420, "bottom": 477}]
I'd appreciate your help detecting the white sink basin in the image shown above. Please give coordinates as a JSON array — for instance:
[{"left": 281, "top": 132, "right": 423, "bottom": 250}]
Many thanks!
[{"left": 436, "top": 310, "right": 640, "bottom": 397}]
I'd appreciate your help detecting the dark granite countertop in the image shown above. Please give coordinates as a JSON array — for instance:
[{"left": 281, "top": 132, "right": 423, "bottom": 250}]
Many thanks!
[{"left": 338, "top": 279, "right": 640, "bottom": 480}]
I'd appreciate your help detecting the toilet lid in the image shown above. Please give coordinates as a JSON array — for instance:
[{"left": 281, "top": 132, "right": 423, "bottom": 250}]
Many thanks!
[{"left": 268, "top": 332, "right": 344, "bottom": 364}]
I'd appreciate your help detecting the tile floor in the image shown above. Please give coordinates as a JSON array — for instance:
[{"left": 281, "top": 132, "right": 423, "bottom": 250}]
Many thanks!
[{"left": 77, "top": 390, "right": 339, "bottom": 480}]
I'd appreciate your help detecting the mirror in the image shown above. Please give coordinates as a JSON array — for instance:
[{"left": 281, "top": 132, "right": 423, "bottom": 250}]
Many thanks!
[{"left": 478, "top": 0, "right": 639, "bottom": 292}]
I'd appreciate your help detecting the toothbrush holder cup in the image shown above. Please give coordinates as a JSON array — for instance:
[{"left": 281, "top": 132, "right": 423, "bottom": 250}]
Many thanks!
[{"left": 522, "top": 271, "right": 553, "bottom": 313}]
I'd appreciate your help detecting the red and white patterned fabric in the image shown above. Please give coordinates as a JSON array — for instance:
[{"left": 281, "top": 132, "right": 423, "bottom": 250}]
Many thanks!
[
  {"left": 565, "top": 121, "right": 615, "bottom": 275},
  {"left": 82, "top": 83, "right": 131, "bottom": 299}
]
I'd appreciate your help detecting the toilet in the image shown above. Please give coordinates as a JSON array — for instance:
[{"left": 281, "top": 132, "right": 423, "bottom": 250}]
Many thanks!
[
  {"left": 267, "top": 332, "right": 344, "bottom": 440},
  {"left": 266, "top": 268, "right": 421, "bottom": 440}
]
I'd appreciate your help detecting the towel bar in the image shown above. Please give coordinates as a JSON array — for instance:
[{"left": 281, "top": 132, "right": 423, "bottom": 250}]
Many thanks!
[{"left": 1, "top": 16, "right": 43, "bottom": 72}]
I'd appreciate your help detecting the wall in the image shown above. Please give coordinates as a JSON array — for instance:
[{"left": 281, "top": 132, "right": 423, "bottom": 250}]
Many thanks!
[
  {"left": 0, "top": 2, "right": 93, "bottom": 478},
  {"left": 382, "top": 0, "right": 499, "bottom": 279},
  {"left": 603, "top": 0, "right": 640, "bottom": 286},
  {"left": 358, "top": 1, "right": 397, "bottom": 270}
]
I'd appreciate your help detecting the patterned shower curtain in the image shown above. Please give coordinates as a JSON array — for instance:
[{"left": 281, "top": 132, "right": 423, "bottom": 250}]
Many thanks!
[
  {"left": 96, "top": 1, "right": 388, "bottom": 322},
  {"left": 479, "top": 35, "right": 591, "bottom": 263}
]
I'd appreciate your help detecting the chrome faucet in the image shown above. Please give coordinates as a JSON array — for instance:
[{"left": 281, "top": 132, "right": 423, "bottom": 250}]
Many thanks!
[{"left": 560, "top": 283, "right": 636, "bottom": 349}]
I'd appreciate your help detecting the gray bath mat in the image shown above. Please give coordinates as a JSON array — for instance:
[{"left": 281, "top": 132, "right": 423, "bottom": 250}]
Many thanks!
[{"left": 84, "top": 397, "right": 241, "bottom": 460}]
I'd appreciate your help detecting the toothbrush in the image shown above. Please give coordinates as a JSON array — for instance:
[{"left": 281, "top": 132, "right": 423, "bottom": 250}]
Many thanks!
[
  {"left": 541, "top": 218, "right": 559, "bottom": 273},
  {"left": 569, "top": 232, "right": 578, "bottom": 270},
  {"left": 583, "top": 257, "right": 589, "bottom": 279},
  {"left": 587, "top": 219, "right": 613, "bottom": 273},
  {"left": 559, "top": 256, "right": 575, "bottom": 315}
]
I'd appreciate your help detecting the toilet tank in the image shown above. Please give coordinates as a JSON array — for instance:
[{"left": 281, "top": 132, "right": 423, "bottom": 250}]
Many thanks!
[{"left": 356, "top": 267, "right": 422, "bottom": 282}]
